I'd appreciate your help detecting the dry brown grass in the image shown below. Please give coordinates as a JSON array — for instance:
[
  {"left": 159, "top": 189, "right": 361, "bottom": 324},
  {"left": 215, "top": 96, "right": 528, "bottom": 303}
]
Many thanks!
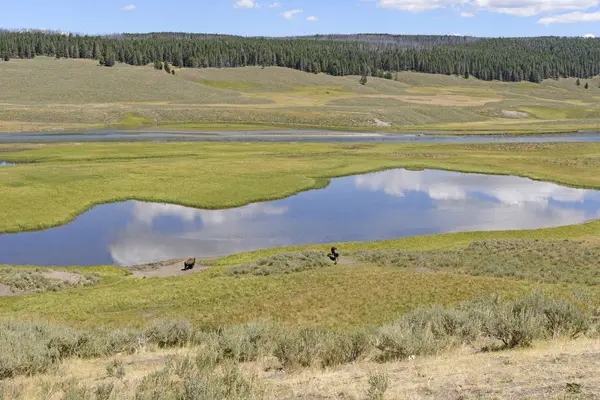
[{"left": 2, "top": 338, "right": 598, "bottom": 399}]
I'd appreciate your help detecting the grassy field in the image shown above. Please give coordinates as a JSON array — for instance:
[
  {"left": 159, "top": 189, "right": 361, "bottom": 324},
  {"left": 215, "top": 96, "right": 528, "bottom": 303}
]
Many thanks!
[{"left": 3, "top": 57, "right": 600, "bottom": 133}]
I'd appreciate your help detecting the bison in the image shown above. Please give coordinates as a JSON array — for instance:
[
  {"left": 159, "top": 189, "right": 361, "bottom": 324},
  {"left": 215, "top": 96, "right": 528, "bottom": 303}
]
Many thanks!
[{"left": 183, "top": 258, "right": 196, "bottom": 271}]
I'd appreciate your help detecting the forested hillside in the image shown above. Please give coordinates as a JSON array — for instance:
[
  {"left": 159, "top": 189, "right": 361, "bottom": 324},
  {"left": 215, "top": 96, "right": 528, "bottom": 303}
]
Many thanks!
[{"left": 1, "top": 30, "right": 600, "bottom": 83}]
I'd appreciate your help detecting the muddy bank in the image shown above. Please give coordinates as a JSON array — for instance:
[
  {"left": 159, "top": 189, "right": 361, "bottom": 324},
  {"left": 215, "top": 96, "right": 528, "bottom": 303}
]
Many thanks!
[{"left": 130, "top": 258, "right": 212, "bottom": 278}]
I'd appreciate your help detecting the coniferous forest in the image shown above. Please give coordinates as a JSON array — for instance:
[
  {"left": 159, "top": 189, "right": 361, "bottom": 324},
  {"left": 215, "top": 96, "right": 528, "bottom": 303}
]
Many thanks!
[{"left": 1, "top": 30, "right": 600, "bottom": 83}]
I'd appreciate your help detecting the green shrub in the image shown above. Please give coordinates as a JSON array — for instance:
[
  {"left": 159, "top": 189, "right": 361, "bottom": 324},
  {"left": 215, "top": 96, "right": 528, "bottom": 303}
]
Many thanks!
[
  {"left": 76, "top": 328, "right": 144, "bottom": 358},
  {"left": 0, "top": 321, "right": 76, "bottom": 378},
  {"left": 145, "top": 319, "right": 192, "bottom": 348},
  {"left": 543, "top": 298, "right": 590, "bottom": 339},
  {"left": 217, "top": 322, "right": 273, "bottom": 362},
  {"left": 353, "top": 240, "right": 600, "bottom": 285},
  {"left": 366, "top": 370, "right": 389, "bottom": 400},
  {"left": 374, "top": 306, "right": 478, "bottom": 362},
  {"left": 0, "top": 268, "right": 98, "bottom": 295},
  {"left": 273, "top": 328, "right": 325, "bottom": 369},
  {"left": 227, "top": 251, "right": 331, "bottom": 276}
]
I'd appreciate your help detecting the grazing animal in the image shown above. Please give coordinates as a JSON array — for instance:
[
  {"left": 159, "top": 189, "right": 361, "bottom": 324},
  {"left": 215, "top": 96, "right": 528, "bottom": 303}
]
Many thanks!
[
  {"left": 183, "top": 258, "right": 196, "bottom": 271},
  {"left": 327, "top": 246, "right": 340, "bottom": 264}
]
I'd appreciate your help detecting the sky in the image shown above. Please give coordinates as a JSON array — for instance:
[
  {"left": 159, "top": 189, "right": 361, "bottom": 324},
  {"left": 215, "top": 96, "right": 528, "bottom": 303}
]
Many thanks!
[{"left": 2, "top": 0, "right": 600, "bottom": 38}]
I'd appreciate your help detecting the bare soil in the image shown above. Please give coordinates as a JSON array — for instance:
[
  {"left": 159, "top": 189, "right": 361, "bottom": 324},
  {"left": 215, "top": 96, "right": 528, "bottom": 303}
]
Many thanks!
[
  {"left": 41, "top": 270, "right": 87, "bottom": 285},
  {"left": 130, "top": 259, "right": 211, "bottom": 278},
  {"left": 0, "top": 283, "right": 15, "bottom": 296}
]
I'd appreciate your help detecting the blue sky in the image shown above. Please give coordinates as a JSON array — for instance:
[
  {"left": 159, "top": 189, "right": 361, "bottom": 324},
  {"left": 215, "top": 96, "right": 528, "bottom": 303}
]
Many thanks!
[{"left": 2, "top": 0, "right": 600, "bottom": 37}]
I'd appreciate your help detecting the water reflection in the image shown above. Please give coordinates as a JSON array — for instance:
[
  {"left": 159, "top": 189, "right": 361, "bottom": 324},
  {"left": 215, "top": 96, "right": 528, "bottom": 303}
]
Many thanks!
[
  {"left": 0, "top": 161, "right": 15, "bottom": 167},
  {"left": 1, "top": 168, "right": 599, "bottom": 267}
]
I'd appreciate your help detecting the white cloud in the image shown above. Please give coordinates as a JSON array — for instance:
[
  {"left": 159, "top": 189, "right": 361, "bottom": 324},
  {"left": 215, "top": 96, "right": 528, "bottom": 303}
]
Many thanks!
[
  {"left": 121, "top": 4, "right": 136, "bottom": 11},
  {"left": 267, "top": 2, "right": 281, "bottom": 7},
  {"left": 282, "top": 9, "right": 302, "bottom": 19},
  {"left": 538, "top": 11, "right": 600, "bottom": 24},
  {"left": 378, "top": 0, "right": 465, "bottom": 12},
  {"left": 354, "top": 169, "right": 589, "bottom": 206},
  {"left": 375, "top": 0, "right": 600, "bottom": 16},
  {"left": 233, "top": 0, "right": 260, "bottom": 8},
  {"left": 460, "top": 11, "right": 475, "bottom": 16},
  {"left": 476, "top": 0, "right": 599, "bottom": 16},
  {"left": 307, "top": 15, "right": 319, "bottom": 21},
  {"left": 583, "top": 33, "right": 597, "bottom": 37}
]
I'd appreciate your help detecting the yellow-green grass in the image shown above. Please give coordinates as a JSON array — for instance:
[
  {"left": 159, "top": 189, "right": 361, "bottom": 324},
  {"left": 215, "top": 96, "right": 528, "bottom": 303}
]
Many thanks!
[
  {"left": 0, "top": 262, "right": 587, "bottom": 329},
  {"left": 2, "top": 141, "right": 600, "bottom": 234},
  {"left": 3, "top": 58, "right": 600, "bottom": 133},
  {"left": 196, "top": 79, "right": 260, "bottom": 91}
]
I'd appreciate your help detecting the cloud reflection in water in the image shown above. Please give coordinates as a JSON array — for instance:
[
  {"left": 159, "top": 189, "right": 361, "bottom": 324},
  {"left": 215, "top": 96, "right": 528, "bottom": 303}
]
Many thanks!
[{"left": 1, "top": 168, "right": 599, "bottom": 267}]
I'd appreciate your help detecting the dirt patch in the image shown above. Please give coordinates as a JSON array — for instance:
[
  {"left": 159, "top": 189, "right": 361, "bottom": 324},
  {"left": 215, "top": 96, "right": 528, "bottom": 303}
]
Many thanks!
[
  {"left": 41, "top": 270, "right": 87, "bottom": 285},
  {"left": 0, "top": 284, "right": 15, "bottom": 296},
  {"left": 337, "top": 257, "right": 359, "bottom": 266},
  {"left": 373, "top": 118, "right": 391, "bottom": 127},
  {"left": 130, "top": 259, "right": 211, "bottom": 278},
  {"left": 501, "top": 110, "right": 530, "bottom": 119}
]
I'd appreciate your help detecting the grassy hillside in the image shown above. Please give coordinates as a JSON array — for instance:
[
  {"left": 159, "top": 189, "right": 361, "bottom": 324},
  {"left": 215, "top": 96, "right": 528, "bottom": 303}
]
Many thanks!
[{"left": 3, "top": 57, "right": 600, "bottom": 133}]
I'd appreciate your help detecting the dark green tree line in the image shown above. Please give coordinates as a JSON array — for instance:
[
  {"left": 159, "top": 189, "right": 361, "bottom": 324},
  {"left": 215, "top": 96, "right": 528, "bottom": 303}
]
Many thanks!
[{"left": 2, "top": 30, "right": 600, "bottom": 83}]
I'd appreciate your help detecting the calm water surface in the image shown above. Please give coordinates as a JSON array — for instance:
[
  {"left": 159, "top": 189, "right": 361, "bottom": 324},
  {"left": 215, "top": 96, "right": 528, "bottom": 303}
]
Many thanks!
[
  {"left": 0, "top": 161, "right": 15, "bottom": 166},
  {"left": 4, "top": 130, "right": 600, "bottom": 143},
  {"left": 1, "top": 168, "right": 600, "bottom": 267}
]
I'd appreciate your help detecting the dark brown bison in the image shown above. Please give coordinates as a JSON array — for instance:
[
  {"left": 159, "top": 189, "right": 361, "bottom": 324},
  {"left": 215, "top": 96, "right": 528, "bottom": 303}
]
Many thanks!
[
  {"left": 327, "top": 247, "right": 339, "bottom": 264},
  {"left": 183, "top": 258, "right": 196, "bottom": 271}
]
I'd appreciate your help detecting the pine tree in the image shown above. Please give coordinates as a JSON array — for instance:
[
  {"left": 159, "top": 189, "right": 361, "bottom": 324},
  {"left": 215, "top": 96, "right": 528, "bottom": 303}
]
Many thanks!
[
  {"left": 3, "top": 55, "right": 9, "bottom": 62},
  {"left": 576, "top": 78, "right": 581, "bottom": 86},
  {"left": 164, "top": 62, "right": 171, "bottom": 74},
  {"left": 360, "top": 74, "right": 368, "bottom": 85},
  {"left": 154, "top": 60, "right": 163, "bottom": 70},
  {"left": 585, "top": 82, "right": 589, "bottom": 89},
  {"left": 464, "top": 70, "right": 469, "bottom": 79}
]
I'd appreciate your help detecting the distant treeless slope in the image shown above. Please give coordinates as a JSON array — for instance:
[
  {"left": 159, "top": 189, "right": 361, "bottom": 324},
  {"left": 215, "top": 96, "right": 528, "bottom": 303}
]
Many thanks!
[{"left": 2, "top": 57, "right": 600, "bottom": 133}]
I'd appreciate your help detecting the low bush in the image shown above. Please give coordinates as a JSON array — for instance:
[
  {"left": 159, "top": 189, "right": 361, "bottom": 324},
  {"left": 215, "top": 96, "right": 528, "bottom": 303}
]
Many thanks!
[
  {"left": 0, "top": 292, "right": 594, "bottom": 381},
  {"left": 354, "top": 239, "right": 600, "bottom": 285},
  {"left": 226, "top": 251, "right": 331, "bottom": 276},
  {"left": 145, "top": 319, "right": 193, "bottom": 348},
  {"left": 0, "top": 268, "right": 98, "bottom": 294},
  {"left": 366, "top": 370, "right": 390, "bottom": 400}
]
